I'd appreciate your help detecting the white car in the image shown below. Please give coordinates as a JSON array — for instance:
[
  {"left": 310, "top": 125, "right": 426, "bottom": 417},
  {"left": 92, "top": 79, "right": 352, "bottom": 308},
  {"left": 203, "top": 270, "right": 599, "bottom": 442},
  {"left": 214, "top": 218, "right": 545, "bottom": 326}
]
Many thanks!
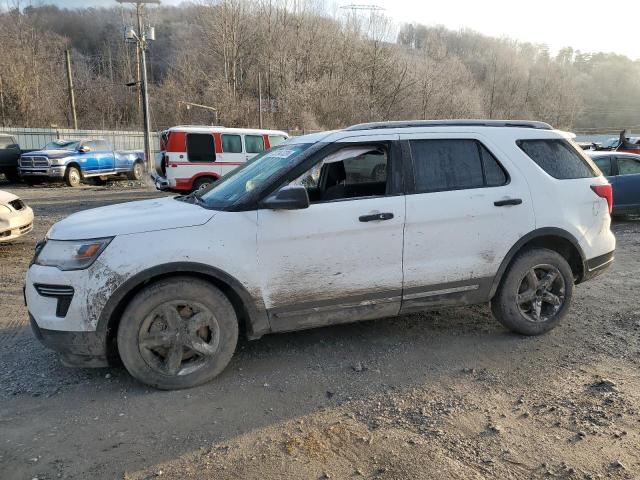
[
  {"left": 0, "top": 190, "right": 34, "bottom": 242},
  {"left": 26, "top": 120, "right": 615, "bottom": 389}
]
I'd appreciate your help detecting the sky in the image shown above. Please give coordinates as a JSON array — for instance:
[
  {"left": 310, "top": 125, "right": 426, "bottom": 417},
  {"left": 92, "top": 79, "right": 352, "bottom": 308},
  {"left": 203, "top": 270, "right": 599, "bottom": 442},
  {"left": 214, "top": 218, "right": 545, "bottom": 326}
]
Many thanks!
[{"left": 39, "top": 0, "right": 640, "bottom": 60}]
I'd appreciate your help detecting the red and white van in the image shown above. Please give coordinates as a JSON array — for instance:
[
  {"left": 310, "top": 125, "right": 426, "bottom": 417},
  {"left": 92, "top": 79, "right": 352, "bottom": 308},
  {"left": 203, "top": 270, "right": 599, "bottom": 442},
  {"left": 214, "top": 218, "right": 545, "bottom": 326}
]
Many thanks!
[{"left": 153, "top": 126, "right": 289, "bottom": 192}]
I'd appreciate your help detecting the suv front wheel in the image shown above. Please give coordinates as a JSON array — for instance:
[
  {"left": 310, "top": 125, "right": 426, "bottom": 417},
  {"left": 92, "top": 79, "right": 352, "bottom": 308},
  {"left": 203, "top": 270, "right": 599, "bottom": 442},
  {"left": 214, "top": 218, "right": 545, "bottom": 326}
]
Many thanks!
[
  {"left": 117, "top": 277, "right": 239, "bottom": 389},
  {"left": 492, "top": 248, "right": 574, "bottom": 335}
]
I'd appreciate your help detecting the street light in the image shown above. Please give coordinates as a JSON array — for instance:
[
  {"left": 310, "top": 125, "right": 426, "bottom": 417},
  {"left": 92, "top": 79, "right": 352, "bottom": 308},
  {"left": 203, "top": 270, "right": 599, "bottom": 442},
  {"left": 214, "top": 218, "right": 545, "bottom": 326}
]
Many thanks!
[{"left": 117, "top": 0, "right": 159, "bottom": 174}]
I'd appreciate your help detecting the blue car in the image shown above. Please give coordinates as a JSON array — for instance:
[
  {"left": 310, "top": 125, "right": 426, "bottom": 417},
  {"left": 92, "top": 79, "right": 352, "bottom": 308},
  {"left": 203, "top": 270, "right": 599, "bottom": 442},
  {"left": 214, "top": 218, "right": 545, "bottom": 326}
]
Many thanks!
[
  {"left": 18, "top": 139, "right": 145, "bottom": 187},
  {"left": 589, "top": 151, "right": 640, "bottom": 215}
]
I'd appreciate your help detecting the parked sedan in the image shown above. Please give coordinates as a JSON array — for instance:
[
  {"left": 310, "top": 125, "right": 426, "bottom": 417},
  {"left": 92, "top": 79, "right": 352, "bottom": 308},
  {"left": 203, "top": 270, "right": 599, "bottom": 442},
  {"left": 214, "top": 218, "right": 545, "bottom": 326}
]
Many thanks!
[
  {"left": 589, "top": 151, "right": 640, "bottom": 214},
  {"left": 0, "top": 190, "right": 34, "bottom": 241}
]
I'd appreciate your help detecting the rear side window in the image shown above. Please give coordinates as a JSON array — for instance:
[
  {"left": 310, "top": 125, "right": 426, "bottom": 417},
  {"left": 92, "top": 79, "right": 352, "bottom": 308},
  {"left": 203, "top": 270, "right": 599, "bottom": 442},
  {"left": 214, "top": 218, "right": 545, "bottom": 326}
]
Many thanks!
[
  {"left": 186, "top": 133, "right": 215, "bottom": 162},
  {"left": 618, "top": 156, "right": 640, "bottom": 175},
  {"left": 221, "top": 134, "right": 242, "bottom": 153},
  {"left": 592, "top": 156, "right": 612, "bottom": 176},
  {"left": 245, "top": 135, "right": 265, "bottom": 154},
  {"left": 409, "top": 139, "right": 507, "bottom": 193},
  {"left": 517, "top": 139, "right": 598, "bottom": 179},
  {"left": 93, "top": 140, "right": 110, "bottom": 151},
  {"left": 268, "top": 135, "right": 287, "bottom": 147}
]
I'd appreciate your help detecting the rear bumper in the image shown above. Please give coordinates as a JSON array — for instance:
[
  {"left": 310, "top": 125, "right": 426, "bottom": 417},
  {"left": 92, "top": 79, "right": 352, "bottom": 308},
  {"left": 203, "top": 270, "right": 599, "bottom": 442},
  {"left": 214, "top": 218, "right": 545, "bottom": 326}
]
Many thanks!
[
  {"left": 151, "top": 172, "right": 170, "bottom": 191},
  {"left": 582, "top": 250, "right": 614, "bottom": 282},
  {"left": 30, "top": 314, "right": 109, "bottom": 367}
]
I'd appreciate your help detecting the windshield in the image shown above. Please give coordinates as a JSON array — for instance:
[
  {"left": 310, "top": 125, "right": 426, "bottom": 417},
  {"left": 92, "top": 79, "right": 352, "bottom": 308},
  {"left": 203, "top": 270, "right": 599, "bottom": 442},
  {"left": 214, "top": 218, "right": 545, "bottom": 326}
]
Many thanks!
[
  {"left": 44, "top": 140, "right": 80, "bottom": 150},
  {"left": 198, "top": 143, "right": 313, "bottom": 208}
]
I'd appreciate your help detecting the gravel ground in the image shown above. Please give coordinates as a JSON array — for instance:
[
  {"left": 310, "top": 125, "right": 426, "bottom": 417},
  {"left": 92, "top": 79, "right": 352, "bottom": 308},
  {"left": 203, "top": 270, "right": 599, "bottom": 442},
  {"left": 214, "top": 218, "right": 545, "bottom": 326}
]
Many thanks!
[{"left": 0, "top": 180, "right": 639, "bottom": 480}]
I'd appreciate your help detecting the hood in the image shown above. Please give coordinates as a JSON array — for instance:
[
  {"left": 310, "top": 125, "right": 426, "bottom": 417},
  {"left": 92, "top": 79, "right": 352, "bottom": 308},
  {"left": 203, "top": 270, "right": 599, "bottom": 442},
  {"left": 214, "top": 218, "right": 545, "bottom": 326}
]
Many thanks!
[
  {"left": 47, "top": 197, "right": 216, "bottom": 240},
  {"left": 24, "top": 149, "right": 75, "bottom": 159},
  {"left": 0, "top": 190, "right": 19, "bottom": 205}
]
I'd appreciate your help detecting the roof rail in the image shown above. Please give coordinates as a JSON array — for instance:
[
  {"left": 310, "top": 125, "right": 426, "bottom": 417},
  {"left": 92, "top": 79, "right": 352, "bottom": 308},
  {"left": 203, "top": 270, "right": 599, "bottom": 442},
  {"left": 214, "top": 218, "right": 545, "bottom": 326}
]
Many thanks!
[{"left": 344, "top": 119, "right": 553, "bottom": 131}]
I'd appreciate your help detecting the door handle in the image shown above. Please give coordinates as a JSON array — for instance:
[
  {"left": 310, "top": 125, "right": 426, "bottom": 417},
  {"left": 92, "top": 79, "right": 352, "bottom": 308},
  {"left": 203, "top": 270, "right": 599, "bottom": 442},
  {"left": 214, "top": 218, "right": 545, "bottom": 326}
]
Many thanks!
[
  {"left": 494, "top": 198, "right": 522, "bottom": 207},
  {"left": 359, "top": 212, "right": 394, "bottom": 222}
]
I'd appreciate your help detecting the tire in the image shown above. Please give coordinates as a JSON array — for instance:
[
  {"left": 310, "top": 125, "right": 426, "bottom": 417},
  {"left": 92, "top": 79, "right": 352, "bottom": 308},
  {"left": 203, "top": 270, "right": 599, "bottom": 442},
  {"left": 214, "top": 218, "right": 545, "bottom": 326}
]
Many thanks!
[
  {"left": 65, "top": 166, "right": 82, "bottom": 187},
  {"left": 491, "top": 248, "right": 574, "bottom": 335},
  {"left": 193, "top": 176, "right": 215, "bottom": 191},
  {"left": 128, "top": 161, "right": 144, "bottom": 181},
  {"left": 117, "top": 277, "right": 239, "bottom": 390}
]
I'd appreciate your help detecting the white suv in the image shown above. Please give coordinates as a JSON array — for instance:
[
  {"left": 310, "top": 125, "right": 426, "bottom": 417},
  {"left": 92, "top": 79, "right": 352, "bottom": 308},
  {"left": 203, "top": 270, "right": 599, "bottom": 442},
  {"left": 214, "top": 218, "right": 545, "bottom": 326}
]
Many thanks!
[{"left": 26, "top": 120, "right": 615, "bottom": 389}]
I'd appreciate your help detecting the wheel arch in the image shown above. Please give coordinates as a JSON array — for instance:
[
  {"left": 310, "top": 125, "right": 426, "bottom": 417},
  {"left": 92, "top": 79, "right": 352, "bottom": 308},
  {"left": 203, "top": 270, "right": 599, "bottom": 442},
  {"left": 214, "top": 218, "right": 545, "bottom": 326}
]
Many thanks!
[
  {"left": 65, "top": 162, "right": 83, "bottom": 176},
  {"left": 490, "top": 228, "right": 586, "bottom": 298},
  {"left": 97, "top": 262, "right": 269, "bottom": 363}
]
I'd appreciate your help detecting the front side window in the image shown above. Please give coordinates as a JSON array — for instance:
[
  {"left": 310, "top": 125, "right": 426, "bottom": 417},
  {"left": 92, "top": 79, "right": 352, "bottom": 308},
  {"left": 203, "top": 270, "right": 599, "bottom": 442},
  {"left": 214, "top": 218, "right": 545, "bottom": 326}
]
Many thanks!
[
  {"left": 618, "top": 156, "right": 640, "bottom": 175},
  {"left": 268, "top": 135, "right": 287, "bottom": 147},
  {"left": 93, "top": 140, "right": 110, "bottom": 151},
  {"left": 187, "top": 133, "right": 215, "bottom": 162},
  {"left": 199, "top": 144, "right": 313, "bottom": 208},
  {"left": 409, "top": 139, "right": 506, "bottom": 193},
  {"left": 221, "top": 134, "right": 242, "bottom": 153},
  {"left": 517, "top": 139, "right": 598, "bottom": 179},
  {"left": 592, "top": 156, "right": 612, "bottom": 176},
  {"left": 245, "top": 135, "right": 265, "bottom": 154},
  {"left": 291, "top": 145, "right": 389, "bottom": 203}
]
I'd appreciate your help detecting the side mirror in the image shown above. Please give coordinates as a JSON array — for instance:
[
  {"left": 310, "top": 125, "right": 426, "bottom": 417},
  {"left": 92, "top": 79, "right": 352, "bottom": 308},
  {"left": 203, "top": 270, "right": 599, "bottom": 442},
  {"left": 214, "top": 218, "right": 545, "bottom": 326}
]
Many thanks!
[
  {"left": 78, "top": 146, "right": 90, "bottom": 153},
  {"left": 261, "top": 185, "right": 310, "bottom": 210}
]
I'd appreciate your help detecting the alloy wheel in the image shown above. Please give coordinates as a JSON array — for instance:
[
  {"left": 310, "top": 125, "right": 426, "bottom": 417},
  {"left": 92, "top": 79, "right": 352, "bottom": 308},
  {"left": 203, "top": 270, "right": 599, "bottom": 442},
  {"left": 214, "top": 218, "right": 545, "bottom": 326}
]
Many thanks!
[
  {"left": 516, "top": 264, "right": 566, "bottom": 322},
  {"left": 137, "top": 300, "right": 221, "bottom": 376}
]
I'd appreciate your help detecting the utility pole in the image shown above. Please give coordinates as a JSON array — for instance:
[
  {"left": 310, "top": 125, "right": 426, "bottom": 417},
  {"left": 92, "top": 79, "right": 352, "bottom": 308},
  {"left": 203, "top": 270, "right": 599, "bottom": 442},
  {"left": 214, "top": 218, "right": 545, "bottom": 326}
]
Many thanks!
[
  {"left": 119, "top": 0, "right": 158, "bottom": 173},
  {"left": 0, "top": 74, "right": 6, "bottom": 128},
  {"left": 65, "top": 49, "right": 78, "bottom": 130},
  {"left": 258, "top": 72, "right": 263, "bottom": 129}
]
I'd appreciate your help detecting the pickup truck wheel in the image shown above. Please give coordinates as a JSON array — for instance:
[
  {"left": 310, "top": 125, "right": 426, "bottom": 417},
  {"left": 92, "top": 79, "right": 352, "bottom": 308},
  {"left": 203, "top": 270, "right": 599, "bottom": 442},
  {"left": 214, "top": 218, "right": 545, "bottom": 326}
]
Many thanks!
[
  {"left": 117, "top": 277, "right": 239, "bottom": 390},
  {"left": 128, "top": 161, "right": 144, "bottom": 181},
  {"left": 491, "top": 248, "right": 573, "bottom": 336},
  {"left": 65, "top": 166, "right": 82, "bottom": 187}
]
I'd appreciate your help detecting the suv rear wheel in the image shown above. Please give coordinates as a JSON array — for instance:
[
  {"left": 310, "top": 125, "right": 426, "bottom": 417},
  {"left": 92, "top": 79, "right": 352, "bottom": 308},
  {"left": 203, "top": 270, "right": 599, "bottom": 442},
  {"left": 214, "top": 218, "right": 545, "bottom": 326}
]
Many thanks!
[
  {"left": 117, "top": 277, "right": 239, "bottom": 389},
  {"left": 492, "top": 248, "right": 574, "bottom": 335}
]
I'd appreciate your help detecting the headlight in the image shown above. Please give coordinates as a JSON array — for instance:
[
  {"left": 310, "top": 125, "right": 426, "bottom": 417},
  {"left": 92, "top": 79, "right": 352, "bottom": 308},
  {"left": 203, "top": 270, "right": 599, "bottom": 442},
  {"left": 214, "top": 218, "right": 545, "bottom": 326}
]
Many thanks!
[
  {"left": 49, "top": 157, "right": 67, "bottom": 165},
  {"left": 34, "top": 237, "right": 113, "bottom": 270}
]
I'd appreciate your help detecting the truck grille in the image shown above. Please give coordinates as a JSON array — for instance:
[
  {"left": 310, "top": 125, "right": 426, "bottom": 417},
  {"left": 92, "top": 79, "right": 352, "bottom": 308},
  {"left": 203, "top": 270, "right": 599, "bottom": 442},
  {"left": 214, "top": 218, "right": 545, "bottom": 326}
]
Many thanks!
[{"left": 20, "top": 156, "right": 49, "bottom": 168}]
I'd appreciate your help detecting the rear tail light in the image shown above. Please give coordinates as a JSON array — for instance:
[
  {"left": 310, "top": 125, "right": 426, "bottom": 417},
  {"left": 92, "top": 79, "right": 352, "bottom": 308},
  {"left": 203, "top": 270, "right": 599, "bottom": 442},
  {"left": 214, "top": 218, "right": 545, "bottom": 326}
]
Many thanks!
[{"left": 591, "top": 184, "right": 613, "bottom": 214}]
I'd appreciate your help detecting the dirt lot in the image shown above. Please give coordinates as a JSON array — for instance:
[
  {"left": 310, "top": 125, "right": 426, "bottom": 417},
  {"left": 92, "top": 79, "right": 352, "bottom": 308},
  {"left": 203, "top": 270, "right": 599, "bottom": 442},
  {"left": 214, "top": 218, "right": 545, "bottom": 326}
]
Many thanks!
[{"left": 1, "top": 181, "right": 639, "bottom": 480}]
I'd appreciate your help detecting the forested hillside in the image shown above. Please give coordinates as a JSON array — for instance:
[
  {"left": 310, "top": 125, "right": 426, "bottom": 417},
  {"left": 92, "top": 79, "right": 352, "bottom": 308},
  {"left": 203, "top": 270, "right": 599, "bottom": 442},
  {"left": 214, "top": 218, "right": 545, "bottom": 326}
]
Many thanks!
[{"left": 1, "top": 1, "right": 639, "bottom": 133}]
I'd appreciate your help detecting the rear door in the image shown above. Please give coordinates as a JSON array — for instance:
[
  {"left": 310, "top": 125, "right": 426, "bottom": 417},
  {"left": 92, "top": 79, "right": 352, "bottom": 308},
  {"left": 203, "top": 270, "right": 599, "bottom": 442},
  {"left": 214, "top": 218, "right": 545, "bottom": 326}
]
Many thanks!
[
  {"left": 399, "top": 133, "right": 535, "bottom": 312},
  {"left": 614, "top": 155, "right": 640, "bottom": 211},
  {"left": 95, "top": 140, "right": 115, "bottom": 172}
]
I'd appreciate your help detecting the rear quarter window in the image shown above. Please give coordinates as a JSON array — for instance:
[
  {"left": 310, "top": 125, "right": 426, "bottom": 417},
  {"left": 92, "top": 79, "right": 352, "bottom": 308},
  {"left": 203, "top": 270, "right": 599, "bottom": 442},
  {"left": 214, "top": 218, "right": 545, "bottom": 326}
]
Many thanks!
[{"left": 517, "top": 139, "right": 598, "bottom": 179}]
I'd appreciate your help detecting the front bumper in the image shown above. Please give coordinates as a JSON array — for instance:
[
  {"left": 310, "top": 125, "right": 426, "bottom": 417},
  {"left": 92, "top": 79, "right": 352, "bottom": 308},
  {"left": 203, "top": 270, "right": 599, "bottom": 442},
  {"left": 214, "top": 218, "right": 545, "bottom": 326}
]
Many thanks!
[
  {"left": 30, "top": 314, "right": 109, "bottom": 367},
  {"left": 19, "top": 165, "right": 67, "bottom": 178},
  {"left": 0, "top": 206, "right": 34, "bottom": 242}
]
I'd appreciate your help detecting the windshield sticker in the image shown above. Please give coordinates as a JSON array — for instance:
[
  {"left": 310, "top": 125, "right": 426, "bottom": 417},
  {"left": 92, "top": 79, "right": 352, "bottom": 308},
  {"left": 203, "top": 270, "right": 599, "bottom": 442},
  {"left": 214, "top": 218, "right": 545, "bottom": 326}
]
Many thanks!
[{"left": 268, "top": 149, "right": 296, "bottom": 158}]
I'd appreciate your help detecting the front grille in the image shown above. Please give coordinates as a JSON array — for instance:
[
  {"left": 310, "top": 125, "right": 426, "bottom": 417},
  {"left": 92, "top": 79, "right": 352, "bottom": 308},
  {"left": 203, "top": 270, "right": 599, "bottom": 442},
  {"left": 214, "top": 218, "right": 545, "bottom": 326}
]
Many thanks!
[
  {"left": 9, "top": 199, "right": 25, "bottom": 210},
  {"left": 19, "top": 222, "right": 32, "bottom": 234},
  {"left": 34, "top": 284, "right": 74, "bottom": 317},
  {"left": 20, "top": 156, "right": 49, "bottom": 168}
]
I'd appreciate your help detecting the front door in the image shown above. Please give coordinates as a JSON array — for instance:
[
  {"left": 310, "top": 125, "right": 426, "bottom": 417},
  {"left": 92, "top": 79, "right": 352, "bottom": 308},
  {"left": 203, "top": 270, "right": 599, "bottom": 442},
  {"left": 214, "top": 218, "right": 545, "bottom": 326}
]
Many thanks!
[
  {"left": 256, "top": 135, "right": 405, "bottom": 331},
  {"left": 399, "top": 133, "right": 536, "bottom": 312}
]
